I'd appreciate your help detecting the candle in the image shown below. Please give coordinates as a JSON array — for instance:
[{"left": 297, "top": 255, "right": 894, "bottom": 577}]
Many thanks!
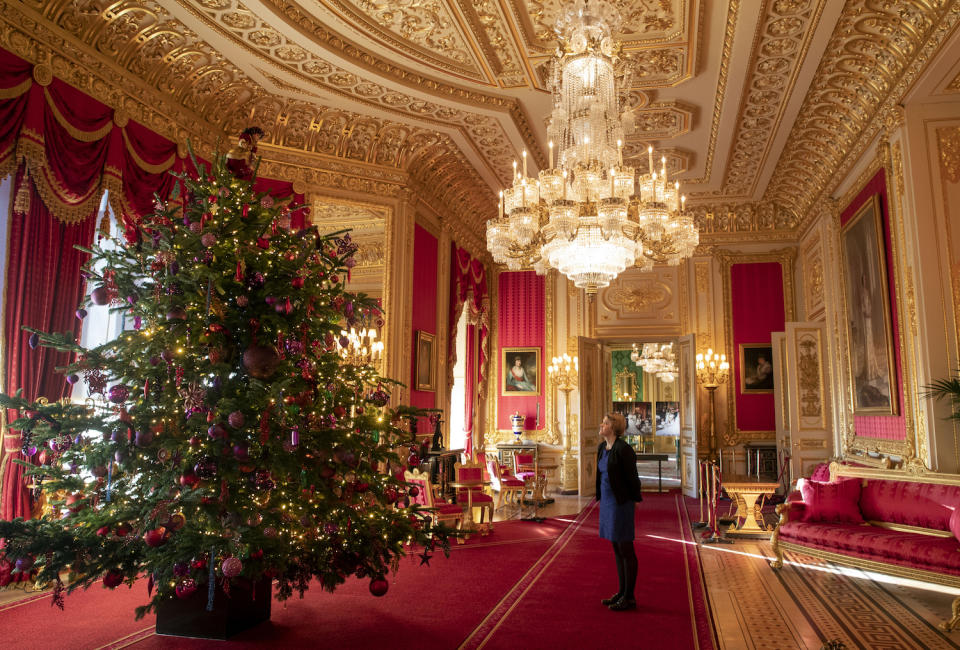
[
  {"left": 610, "top": 169, "right": 615, "bottom": 197},
  {"left": 499, "top": 190, "right": 504, "bottom": 218},
  {"left": 549, "top": 140, "right": 554, "bottom": 169},
  {"left": 661, "top": 156, "right": 667, "bottom": 181},
  {"left": 536, "top": 402, "right": 540, "bottom": 429},
  {"left": 617, "top": 139, "right": 623, "bottom": 167},
  {"left": 522, "top": 150, "right": 528, "bottom": 177},
  {"left": 675, "top": 181, "right": 680, "bottom": 211},
  {"left": 680, "top": 194, "right": 686, "bottom": 213},
  {"left": 648, "top": 145, "right": 654, "bottom": 175},
  {"left": 562, "top": 170, "right": 567, "bottom": 200}
]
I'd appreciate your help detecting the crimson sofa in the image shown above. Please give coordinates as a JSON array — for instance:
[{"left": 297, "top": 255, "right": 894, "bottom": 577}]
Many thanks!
[{"left": 770, "top": 462, "right": 960, "bottom": 631}]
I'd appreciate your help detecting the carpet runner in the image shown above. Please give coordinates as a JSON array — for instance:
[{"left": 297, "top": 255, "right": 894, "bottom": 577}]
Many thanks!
[{"left": 0, "top": 494, "right": 714, "bottom": 649}]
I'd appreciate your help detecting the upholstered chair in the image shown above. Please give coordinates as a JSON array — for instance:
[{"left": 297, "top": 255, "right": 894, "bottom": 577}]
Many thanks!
[
  {"left": 484, "top": 453, "right": 525, "bottom": 513},
  {"left": 453, "top": 461, "right": 494, "bottom": 529},
  {"left": 404, "top": 468, "right": 465, "bottom": 543}
]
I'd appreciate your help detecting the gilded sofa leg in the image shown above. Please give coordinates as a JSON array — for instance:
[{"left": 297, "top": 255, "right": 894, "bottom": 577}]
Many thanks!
[
  {"left": 939, "top": 595, "right": 960, "bottom": 632},
  {"left": 770, "top": 529, "right": 784, "bottom": 569},
  {"left": 770, "top": 503, "right": 788, "bottom": 569}
]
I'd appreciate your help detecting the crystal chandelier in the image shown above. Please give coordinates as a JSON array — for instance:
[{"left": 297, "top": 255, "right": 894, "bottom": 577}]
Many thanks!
[
  {"left": 485, "top": 0, "right": 698, "bottom": 293},
  {"left": 631, "top": 342, "right": 678, "bottom": 382},
  {"left": 338, "top": 327, "right": 384, "bottom": 370}
]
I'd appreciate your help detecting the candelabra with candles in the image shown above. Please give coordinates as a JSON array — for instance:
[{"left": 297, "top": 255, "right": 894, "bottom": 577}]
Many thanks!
[
  {"left": 695, "top": 348, "right": 729, "bottom": 461},
  {"left": 548, "top": 354, "right": 579, "bottom": 492},
  {"left": 338, "top": 327, "right": 384, "bottom": 372}
]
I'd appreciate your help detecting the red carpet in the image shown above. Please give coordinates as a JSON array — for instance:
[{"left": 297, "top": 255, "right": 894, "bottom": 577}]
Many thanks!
[{"left": 0, "top": 496, "right": 715, "bottom": 649}]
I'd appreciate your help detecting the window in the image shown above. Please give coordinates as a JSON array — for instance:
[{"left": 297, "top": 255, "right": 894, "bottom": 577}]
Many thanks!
[{"left": 448, "top": 308, "right": 469, "bottom": 450}]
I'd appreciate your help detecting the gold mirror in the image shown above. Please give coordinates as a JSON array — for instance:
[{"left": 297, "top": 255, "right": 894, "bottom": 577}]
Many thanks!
[{"left": 615, "top": 368, "right": 637, "bottom": 401}]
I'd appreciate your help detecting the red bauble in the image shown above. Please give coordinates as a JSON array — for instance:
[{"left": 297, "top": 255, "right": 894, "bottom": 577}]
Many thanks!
[
  {"left": 166, "top": 307, "right": 187, "bottom": 321},
  {"left": 175, "top": 578, "right": 197, "bottom": 599},
  {"left": 65, "top": 492, "right": 85, "bottom": 514},
  {"left": 221, "top": 557, "right": 243, "bottom": 578},
  {"left": 369, "top": 576, "right": 389, "bottom": 597},
  {"left": 291, "top": 276, "right": 305, "bottom": 289},
  {"left": 180, "top": 471, "right": 200, "bottom": 487},
  {"left": 96, "top": 525, "right": 111, "bottom": 537},
  {"left": 91, "top": 286, "right": 111, "bottom": 305},
  {"left": 114, "top": 523, "right": 131, "bottom": 537},
  {"left": 408, "top": 486, "right": 420, "bottom": 498},
  {"left": 103, "top": 570, "right": 124, "bottom": 588},
  {"left": 243, "top": 345, "right": 280, "bottom": 379},
  {"left": 143, "top": 528, "right": 168, "bottom": 547},
  {"left": 407, "top": 453, "right": 420, "bottom": 468}
]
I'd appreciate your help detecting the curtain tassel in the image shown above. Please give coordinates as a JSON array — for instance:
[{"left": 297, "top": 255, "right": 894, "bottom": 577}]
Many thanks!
[{"left": 13, "top": 169, "right": 30, "bottom": 216}]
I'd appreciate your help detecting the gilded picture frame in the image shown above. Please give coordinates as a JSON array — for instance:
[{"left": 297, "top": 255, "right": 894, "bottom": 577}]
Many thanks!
[
  {"left": 739, "top": 344, "right": 774, "bottom": 394},
  {"left": 840, "top": 194, "right": 898, "bottom": 416},
  {"left": 501, "top": 347, "right": 540, "bottom": 396},
  {"left": 415, "top": 330, "right": 436, "bottom": 392}
]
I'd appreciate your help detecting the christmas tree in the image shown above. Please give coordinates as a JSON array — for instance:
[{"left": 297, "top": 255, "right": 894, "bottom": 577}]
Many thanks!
[{"left": 0, "top": 141, "right": 450, "bottom": 618}]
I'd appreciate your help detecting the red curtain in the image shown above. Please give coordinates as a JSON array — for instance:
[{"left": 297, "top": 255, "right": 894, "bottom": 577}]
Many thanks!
[
  {"left": 447, "top": 245, "right": 489, "bottom": 458},
  {"left": 1, "top": 169, "right": 93, "bottom": 521}
]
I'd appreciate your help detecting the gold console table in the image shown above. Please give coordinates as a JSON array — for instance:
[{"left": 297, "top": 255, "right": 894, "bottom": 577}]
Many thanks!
[{"left": 722, "top": 475, "right": 780, "bottom": 537}]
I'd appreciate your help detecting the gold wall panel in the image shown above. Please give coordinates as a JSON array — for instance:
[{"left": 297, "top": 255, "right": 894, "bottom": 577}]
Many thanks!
[{"left": 595, "top": 266, "right": 681, "bottom": 338}]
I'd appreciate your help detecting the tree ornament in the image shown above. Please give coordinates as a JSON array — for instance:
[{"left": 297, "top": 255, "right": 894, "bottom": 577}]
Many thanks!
[
  {"left": 175, "top": 578, "right": 197, "bottom": 599},
  {"left": 143, "top": 528, "right": 168, "bottom": 547},
  {"left": 75, "top": 308, "right": 87, "bottom": 319},
  {"left": 369, "top": 576, "right": 389, "bottom": 597},
  {"left": 91, "top": 286, "right": 110, "bottom": 305},
  {"left": 134, "top": 429, "right": 154, "bottom": 447},
  {"left": 194, "top": 456, "right": 217, "bottom": 479},
  {"left": 108, "top": 385, "right": 130, "bottom": 404},
  {"left": 102, "top": 570, "right": 124, "bottom": 589},
  {"left": 243, "top": 345, "right": 280, "bottom": 379},
  {"left": 28, "top": 332, "right": 40, "bottom": 349},
  {"left": 228, "top": 411, "right": 245, "bottom": 428},
  {"left": 166, "top": 307, "right": 187, "bottom": 321},
  {"left": 221, "top": 557, "right": 243, "bottom": 578}
]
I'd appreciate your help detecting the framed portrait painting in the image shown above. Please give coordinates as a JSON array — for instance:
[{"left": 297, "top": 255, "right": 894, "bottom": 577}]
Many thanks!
[
  {"left": 501, "top": 347, "right": 540, "bottom": 396},
  {"left": 840, "top": 194, "right": 897, "bottom": 415},
  {"left": 740, "top": 344, "right": 774, "bottom": 393},
  {"left": 415, "top": 331, "right": 436, "bottom": 392}
]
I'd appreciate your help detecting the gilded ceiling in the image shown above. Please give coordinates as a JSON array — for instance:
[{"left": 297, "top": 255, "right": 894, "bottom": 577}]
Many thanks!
[{"left": 2, "top": 0, "right": 958, "bottom": 242}]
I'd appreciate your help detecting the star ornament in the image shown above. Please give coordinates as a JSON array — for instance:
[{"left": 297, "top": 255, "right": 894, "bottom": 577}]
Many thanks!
[{"left": 418, "top": 549, "right": 432, "bottom": 567}]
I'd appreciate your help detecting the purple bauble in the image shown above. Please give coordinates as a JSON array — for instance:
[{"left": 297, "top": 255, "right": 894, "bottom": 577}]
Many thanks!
[
  {"left": 149, "top": 356, "right": 161, "bottom": 366},
  {"left": 28, "top": 333, "right": 40, "bottom": 350},
  {"left": 66, "top": 374, "right": 79, "bottom": 385},
  {"left": 172, "top": 561, "right": 190, "bottom": 577},
  {"left": 227, "top": 411, "right": 245, "bottom": 428},
  {"left": 134, "top": 429, "right": 154, "bottom": 447},
  {"left": 75, "top": 308, "right": 88, "bottom": 320},
  {"left": 126, "top": 294, "right": 139, "bottom": 305},
  {"left": 108, "top": 385, "right": 129, "bottom": 404},
  {"left": 14, "top": 557, "right": 33, "bottom": 572},
  {"left": 201, "top": 233, "right": 217, "bottom": 247},
  {"left": 90, "top": 286, "right": 110, "bottom": 305}
]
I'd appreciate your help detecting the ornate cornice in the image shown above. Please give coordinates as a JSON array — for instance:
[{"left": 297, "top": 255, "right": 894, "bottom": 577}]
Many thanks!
[
  {"left": 766, "top": 0, "right": 960, "bottom": 223},
  {"left": 721, "top": 0, "right": 828, "bottom": 197},
  {"left": 183, "top": 0, "right": 519, "bottom": 183},
  {"left": 264, "top": 0, "right": 546, "bottom": 168},
  {"left": 1, "top": 0, "right": 494, "bottom": 241}
]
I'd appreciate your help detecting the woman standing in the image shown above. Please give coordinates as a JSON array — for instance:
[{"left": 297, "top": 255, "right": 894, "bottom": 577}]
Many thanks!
[{"left": 596, "top": 412, "right": 643, "bottom": 611}]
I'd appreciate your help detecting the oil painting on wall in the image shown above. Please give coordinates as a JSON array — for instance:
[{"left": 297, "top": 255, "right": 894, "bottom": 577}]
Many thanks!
[{"left": 840, "top": 194, "right": 897, "bottom": 415}]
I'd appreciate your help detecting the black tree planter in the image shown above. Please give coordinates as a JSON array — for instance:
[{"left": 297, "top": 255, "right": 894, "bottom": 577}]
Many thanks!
[{"left": 156, "top": 577, "right": 272, "bottom": 639}]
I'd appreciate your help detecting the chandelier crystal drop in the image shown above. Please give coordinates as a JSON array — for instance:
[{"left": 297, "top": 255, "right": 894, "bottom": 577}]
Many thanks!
[{"left": 485, "top": 0, "right": 699, "bottom": 293}]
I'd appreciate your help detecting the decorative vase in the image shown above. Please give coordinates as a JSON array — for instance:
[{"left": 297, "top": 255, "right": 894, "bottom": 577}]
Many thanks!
[
  {"left": 155, "top": 576, "right": 272, "bottom": 639},
  {"left": 510, "top": 412, "right": 524, "bottom": 443}
]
